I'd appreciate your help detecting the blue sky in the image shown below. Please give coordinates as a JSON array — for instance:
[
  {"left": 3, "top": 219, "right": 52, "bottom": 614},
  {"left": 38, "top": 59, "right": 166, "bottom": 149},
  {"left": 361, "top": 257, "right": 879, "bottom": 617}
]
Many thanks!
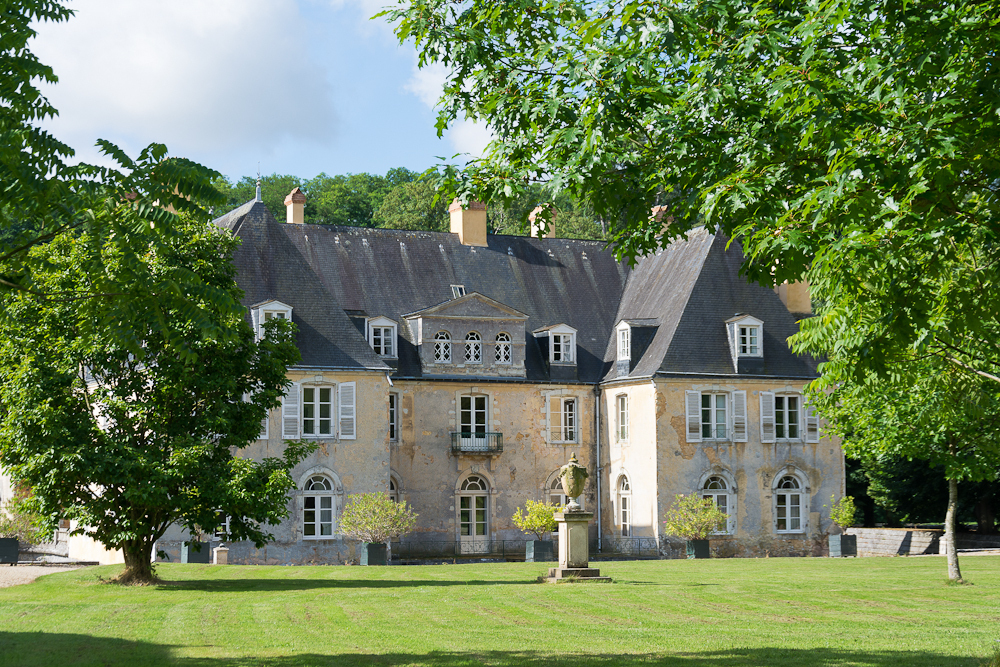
[{"left": 31, "top": 0, "right": 489, "bottom": 182}]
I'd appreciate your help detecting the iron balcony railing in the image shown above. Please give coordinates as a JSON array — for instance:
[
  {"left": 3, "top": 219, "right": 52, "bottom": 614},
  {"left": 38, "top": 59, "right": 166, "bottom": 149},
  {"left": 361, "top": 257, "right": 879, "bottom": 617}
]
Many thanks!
[{"left": 450, "top": 432, "right": 503, "bottom": 454}]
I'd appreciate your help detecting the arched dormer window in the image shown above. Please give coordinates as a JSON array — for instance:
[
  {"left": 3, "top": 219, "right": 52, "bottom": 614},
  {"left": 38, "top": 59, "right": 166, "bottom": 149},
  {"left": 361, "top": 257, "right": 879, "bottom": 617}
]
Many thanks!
[
  {"left": 495, "top": 332, "right": 511, "bottom": 364},
  {"left": 434, "top": 331, "right": 452, "bottom": 363}
]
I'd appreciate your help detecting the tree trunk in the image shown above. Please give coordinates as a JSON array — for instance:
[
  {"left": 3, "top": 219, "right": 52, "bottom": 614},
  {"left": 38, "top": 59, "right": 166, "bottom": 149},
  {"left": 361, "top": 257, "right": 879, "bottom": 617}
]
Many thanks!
[
  {"left": 945, "top": 476, "right": 963, "bottom": 583},
  {"left": 119, "top": 539, "right": 157, "bottom": 585}
]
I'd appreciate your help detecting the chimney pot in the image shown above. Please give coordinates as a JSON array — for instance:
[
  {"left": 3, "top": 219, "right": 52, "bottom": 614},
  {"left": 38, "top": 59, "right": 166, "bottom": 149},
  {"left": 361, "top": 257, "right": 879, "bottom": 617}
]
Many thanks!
[
  {"left": 449, "top": 199, "right": 488, "bottom": 246},
  {"left": 285, "top": 187, "right": 306, "bottom": 224},
  {"left": 529, "top": 205, "right": 557, "bottom": 239}
]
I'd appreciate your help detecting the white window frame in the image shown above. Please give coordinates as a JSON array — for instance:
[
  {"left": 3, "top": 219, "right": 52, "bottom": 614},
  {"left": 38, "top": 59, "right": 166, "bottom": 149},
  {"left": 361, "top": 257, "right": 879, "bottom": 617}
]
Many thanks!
[
  {"left": 302, "top": 474, "right": 337, "bottom": 539},
  {"left": 213, "top": 512, "right": 231, "bottom": 539},
  {"left": 701, "top": 392, "right": 728, "bottom": 440},
  {"left": 301, "top": 385, "right": 335, "bottom": 438},
  {"left": 433, "top": 331, "right": 452, "bottom": 363},
  {"left": 772, "top": 469, "right": 809, "bottom": 534},
  {"left": 616, "top": 394, "right": 629, "bottom": 442},
  {"left": 451, "top": 284, "right": 466, "bottom": 298},
  {"left": 282, "top": 381, "right": 357, "bottom": 441},
  {"left": 551, "top": 332, "right": 575, "bottom": 364},
  {"left": 617, "top": 324, "right": 630, "bottom": 361},
  {"left": 617, "top": 475, "right": 631, "bottom": 537},
  {"left": 548, "top": 396, "right": 578, "bottom": 443},
  {"left": 701, "top": 473, "right": 737, "bottom": 535},
  {"left": 252, "top": 300, "right": 293, "bottom": 341},
  {"left": 726, "top": 314, "right": 764, "bottom": 360},
  {"left": 458, "top": 392, "right": 489, "bottom": 449},
  {"left": 465, "top": 332, "right": 482, "bottom": 364},
  {"left": 388, "top": 392, "right": 399, "bottom": 442},
  {"left": 366, "top": 317, "right": 397, "bottom": 358},
  {"left": 495, "top": 332, "right": 512, "bottom": 364}
]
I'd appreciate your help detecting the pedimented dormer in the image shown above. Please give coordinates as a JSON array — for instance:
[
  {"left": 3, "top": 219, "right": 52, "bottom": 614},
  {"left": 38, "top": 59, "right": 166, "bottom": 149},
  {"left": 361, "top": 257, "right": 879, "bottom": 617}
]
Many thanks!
[
  {"left": 252, "top": 300, "right": 293, "bottom": 340},
  {"left": 533, "top": 323, "right": 578, "bottom": 381},
  {"left": 404, "top": 292, "right": 529, "bottom": 377},
  {"left": 726, "top": 314, "right": 763, "bottom": 371}
]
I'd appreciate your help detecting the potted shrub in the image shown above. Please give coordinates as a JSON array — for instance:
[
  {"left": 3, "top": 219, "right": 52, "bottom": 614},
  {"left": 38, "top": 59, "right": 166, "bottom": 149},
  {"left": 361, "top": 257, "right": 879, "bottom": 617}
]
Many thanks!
[
  {"left": 662, "top": 494, "right": 728, "bottom": 559},
  {"left": 0, "top": 493, "right": 51, "bottom": 565},
  {"left": 827, "top": 495, "right": 858, "bottom": 557},
  {"left": 512, "top": 500, "right": 558, "bottom": 562},
  {"left": 340, "top": 492, "right": 418, "bottom": 565}
]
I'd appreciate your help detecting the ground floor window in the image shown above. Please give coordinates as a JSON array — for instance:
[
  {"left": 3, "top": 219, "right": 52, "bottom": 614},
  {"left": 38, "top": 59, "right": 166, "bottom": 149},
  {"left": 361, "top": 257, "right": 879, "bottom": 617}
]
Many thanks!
[
  {"left": 458, "top": 475, "right": 488, "bottom": 540},
  {"left": 774, "top": 475, "right": 802, "bottom": 533},
  {"left": 702, "top": 475, "right": 734, "bottom": 534},
  {"left": 618, "top": 475, "right": 631, "bottom": 537},
  {"left": 303, "top": 474, "right": 336, "bottom": 538}
]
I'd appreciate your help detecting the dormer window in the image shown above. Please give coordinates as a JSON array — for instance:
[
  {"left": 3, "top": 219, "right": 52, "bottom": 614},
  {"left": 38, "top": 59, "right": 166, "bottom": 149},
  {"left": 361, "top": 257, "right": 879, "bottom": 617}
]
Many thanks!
[
  {"left": 726, "top": 314, "right": 764, "bottom": 361},
  {"left": 366, "top": 316, "right": 397, "bottom": 358},
  {"left": 533, "top": 324, "right": 577, "bottom": 366},
  {"left": 252, "top": 300, "right": 293, "bottom": 340},
  {"left": 451, "top": 284, "right": 466, "bottom": 298},
  {"left": 617, "top": 323, "right": 630, "bottom": 360}
]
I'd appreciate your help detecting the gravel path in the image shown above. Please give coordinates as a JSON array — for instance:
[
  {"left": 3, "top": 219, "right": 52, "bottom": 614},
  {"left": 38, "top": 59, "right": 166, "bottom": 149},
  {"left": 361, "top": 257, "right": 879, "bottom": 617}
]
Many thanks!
[{"left": 0, "top": 565, "right": 81, "bottom": 589}]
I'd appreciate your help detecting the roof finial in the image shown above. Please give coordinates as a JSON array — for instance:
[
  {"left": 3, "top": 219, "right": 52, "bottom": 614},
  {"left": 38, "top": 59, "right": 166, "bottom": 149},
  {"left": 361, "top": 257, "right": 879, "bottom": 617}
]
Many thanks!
[{"left": 255, "top": 164, "right": 262, "bottom": 202}]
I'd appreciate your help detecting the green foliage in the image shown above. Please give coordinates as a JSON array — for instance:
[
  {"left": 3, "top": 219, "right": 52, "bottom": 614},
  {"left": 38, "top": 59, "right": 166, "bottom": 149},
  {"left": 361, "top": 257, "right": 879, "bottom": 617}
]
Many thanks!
[
  {"left": 662, "top": 494, "right": 728, "bottom": 541},
  {"left": 387, "top": 0, "right": 1000, "bottom": 382},
  {"left": 827, "top": 496, "right": 858, "bottom": 531},
  {"left": 339, "top": 492, "right": 418, "bottom": 544},
  {"left": 0, "top": 492, "right": 51, "bottom": 544},
  {"left": 373, "top": 179, "right": 449, "bottom": 231},
  {"left": 511, "top": 500, "right": 558, "bottom": 540},
  {"left": 0, "top": 215, "right": 307, "bottom": 583}
]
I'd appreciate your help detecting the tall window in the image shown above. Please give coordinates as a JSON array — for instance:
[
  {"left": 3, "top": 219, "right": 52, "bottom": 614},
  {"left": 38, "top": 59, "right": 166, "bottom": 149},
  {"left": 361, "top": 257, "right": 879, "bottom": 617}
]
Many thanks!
[
  {"left": 434, "top": 331, "right": 451, "bottom": 363},
  {"left": 550, "top": 397, "right": 577, "bottom": 443},
  {"left": 302, "top": 475, "right": 335, "bottom": 538},
  {"left": 775, "top": 395, "right": 800, "bottom": 439},
  {"left": 459, "top": 394, "right": 488, "bottom": 450},
  {"left": 388, "top": 478, "right": 399, "bottom": 503},
  {"left": 549, "top": 476, "right": 569, "bottom": 508},
  {"left": 702, "top": 476, "right": 732, "bottom": 534},
  {"left": 388, "top": 393, "right": 399, "bottom": 442},
  {"left": 738, "top": 325, "right": 760, "bottom": 356},
  {"left": 618, "top": 475, "right": 631, "bottom": 537},
  {"left": 552, "top": 333, "right": 574, "bottom": 363},
  {"left": 617, "top": 394, "right": 629, "bottom": 441},
  {"left": 302, "top": 386, "right": 333, "bottom": 437},
  {"left": 775, "top": 475, "right": 802, "bottom": 532},
  {"left": 465, "top": 332, "right": 482, "bottom": 363},
  {"left": 459, "top": 475, "right": 488, "bottom": 539},
  {"left": 213, "top": 512, "right": 231, "bottom": 539},
  {"left": 618, "top": 327, "right": 630, "bottom": 360},
  {"left": 371, "top": 326, "right": 394, "bottom": 357},
  {"left": 701, "top": 393, "right": 727, "bottom": 439},
  {"left": 495, "top": 332, "right": 511, "bottom": 364}
]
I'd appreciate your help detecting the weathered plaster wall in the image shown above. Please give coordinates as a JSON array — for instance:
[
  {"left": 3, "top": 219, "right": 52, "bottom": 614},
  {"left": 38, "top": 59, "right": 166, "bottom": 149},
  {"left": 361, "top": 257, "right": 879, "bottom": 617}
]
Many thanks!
[{"left": 603, "top": 381, "right": 659, "bottom": 539}]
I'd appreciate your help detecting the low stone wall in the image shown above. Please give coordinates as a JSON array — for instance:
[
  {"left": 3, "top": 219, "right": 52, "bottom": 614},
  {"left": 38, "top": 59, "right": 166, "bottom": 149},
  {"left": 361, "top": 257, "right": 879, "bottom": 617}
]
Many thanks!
[
  {"left": 940, "top": 531, "right": 1000, "bottom": 553},
  {"left": 845, "top": 527, "right": 941, "bottom": 556},
  {"left": 154, "top": 539, "right": 352, "bottom": 565}
]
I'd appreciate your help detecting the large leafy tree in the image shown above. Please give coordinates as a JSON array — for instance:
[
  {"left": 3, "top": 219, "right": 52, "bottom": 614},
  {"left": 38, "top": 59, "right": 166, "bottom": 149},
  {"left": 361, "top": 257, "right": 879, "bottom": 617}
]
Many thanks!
[
  {"left": 0, "top": 217, "right": 309, "bottom": 584},
  {"left": 386, "top": 0, "right": 1000, "bottom": 382}
]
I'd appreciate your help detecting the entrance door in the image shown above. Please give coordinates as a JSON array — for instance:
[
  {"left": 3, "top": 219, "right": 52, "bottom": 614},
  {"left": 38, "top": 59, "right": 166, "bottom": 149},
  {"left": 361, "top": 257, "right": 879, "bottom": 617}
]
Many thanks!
[
  {"left": 459, "top": 475, "right": 489, "bottom": 554},
  {"left": 460, "top": 395, "right": 488, "bottom": 451}
]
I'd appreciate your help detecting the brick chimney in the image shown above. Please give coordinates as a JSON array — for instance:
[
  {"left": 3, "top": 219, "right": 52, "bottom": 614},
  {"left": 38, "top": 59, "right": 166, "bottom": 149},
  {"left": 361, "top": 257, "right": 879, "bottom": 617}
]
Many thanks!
[
  {"left": 449, "top": 199, "right": 488, "bottom": 246},
  {"left": 529, "top": 205, "right": 557, "bottom": 239},
  {"left": 284, "top": 187, "right": 306, "bottom": 225}
]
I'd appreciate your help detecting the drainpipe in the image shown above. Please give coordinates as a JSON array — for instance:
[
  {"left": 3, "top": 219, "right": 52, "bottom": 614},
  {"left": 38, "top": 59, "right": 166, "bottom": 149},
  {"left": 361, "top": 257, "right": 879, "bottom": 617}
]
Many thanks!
[{"left": 594, "top": 383, "right": 602, "bottom": 552}]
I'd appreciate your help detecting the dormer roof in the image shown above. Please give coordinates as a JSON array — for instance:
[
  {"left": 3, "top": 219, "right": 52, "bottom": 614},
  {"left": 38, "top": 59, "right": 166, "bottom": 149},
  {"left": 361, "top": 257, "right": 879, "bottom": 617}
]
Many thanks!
[{"left": 404, "top": 292, "right": 530, "bottom": 321}]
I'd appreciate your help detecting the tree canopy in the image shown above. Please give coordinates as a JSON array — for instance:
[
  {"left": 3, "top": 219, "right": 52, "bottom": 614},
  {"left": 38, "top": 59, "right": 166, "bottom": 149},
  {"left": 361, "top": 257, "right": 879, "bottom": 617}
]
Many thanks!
[
  {"left": 0, "top": 216, "right": 309, "bottom": 583},
  {"left": 386, "top": 0, "right": 1000, "bottom": 381}
]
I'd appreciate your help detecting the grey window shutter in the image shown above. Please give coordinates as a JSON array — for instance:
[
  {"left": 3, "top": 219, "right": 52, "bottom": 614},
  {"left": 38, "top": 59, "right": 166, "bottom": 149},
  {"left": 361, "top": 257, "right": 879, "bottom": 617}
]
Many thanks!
[
  {"left": 732, "top": 390, "right": 748, "bottom": 442},
  {"left": 282, "top": 384, "right": 300, "bottom": 439},
  {"left": 805, "top": 402, "right": 820, "bottom": 443},
  {"left": 338, "top": 382, "right": 356, "bottom": 440},
  {"left": 685, "top": 390, "right": 702, "bottom": 443},
  {"left": 760, "top": 391, "right": 775, "bottom": 443}
]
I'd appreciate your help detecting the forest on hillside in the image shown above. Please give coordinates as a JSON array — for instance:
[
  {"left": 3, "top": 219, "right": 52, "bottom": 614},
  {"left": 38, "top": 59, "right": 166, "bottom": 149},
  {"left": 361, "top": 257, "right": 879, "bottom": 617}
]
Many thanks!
[{"left": 214, "top": 169, "right": 608, "bottom": 240}]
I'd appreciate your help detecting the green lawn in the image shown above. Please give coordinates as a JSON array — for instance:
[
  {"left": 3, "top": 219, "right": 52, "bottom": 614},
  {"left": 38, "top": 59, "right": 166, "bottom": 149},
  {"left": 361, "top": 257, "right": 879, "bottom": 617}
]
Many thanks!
[{"left": 1, "top": 556, "right": 998, "bottom": 667}]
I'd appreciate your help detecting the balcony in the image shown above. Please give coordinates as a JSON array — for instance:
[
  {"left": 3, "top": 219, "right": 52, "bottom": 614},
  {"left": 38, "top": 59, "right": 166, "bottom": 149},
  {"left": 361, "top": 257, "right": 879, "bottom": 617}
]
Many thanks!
[{"left": 450, "top": 432, "right": 503, "bottom": 455}]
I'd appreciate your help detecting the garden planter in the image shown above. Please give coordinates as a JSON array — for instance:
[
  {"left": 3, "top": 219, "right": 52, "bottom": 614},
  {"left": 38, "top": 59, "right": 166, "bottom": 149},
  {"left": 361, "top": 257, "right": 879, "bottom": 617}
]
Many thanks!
[
  {"left": 526, "top": 539, "right": 554, "bottom": 563},
  {"left": 0, "top": 537, "right": 19, "bottom": 565},
  {"left": 686, "top": 539, "right": 710, "bottom": 559},
  {"left": 360, "top": 542, "right": 388, "bottom": 565},
  {"left": 182, "top": 541, "right": 211, "bottom": 564},
  {"left": 829, "top": 534, "right": 857, "bottom": 558}
]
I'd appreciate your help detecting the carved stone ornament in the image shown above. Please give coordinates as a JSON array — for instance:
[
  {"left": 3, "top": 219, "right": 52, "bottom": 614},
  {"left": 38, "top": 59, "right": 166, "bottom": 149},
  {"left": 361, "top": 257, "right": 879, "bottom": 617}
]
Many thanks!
[{"left": 559, "top": 452, "right": 589, "bottom": 511}]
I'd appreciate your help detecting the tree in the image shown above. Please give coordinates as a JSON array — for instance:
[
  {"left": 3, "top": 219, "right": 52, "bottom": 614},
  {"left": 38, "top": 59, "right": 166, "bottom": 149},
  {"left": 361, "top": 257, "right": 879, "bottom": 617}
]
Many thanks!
[
  {"left": 811, "top": 359, "right": 1000, "bottom": 582},
  {"left": 339, "top": 492, "right": 418, "bottom": 563},
  {"left": 511, "top": 500, "right": 558, "bottom": 540},
  {"left": 0, "top": 489, "right": 51, "bottom": 545},
  {"left": 307, "top": 169, "right": 420, "bottom": 227},
  {"left": 373, "top": 179, "right": 449, "bottom": 231},
  {"left": 0, "top": 216, "right": 309, "bottom": 584},
  {"left": 387, "top": 0, "right": 1000, "bottom": 383},
  {"left": 661, "top": 494, "right": 728, "bottom": 542}
]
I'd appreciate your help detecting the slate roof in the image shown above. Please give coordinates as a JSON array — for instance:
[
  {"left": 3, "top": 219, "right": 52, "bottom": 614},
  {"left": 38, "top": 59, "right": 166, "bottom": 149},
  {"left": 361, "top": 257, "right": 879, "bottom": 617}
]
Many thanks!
[
  {"left": 215, "top": 200, "right": 817, "bottom": 382},
  {"left": 603, "top": 228, "right": 820, "bottom": 381}
]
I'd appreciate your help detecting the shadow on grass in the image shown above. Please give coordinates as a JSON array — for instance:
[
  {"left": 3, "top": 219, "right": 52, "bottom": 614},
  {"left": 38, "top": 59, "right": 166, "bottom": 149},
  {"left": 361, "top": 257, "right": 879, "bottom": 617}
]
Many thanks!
[
  {"left": 0, "top": 633, "right": 983, "bottom": 667},
  {"left": 155, "top": 578, "right": 538, "bottom": 592}
]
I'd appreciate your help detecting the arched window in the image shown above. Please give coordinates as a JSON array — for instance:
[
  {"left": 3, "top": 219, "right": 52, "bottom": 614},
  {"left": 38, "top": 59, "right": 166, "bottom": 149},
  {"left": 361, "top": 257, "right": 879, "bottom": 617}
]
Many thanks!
[
  {"left": 617, "top": 475, "right": 631, "bottom": 537},
  {"left": 458, "top": 475, "right": 489, "bottom": 551},
  {"left": 774, "top": 474, "right": 804, "bottom": 533},
  {"left": 389, "top": 478, "right": 398, "bottom": 503},
  {"left": 465, "top": 332, "right": 482, "bottom": 363},
  {"left": 434, "top": 331, "right": 452, "bottom": 363},
  {"left": 495, "top": 332, "right": 511, "bottom": 364},
  {"left": 550, "top": 475, "right": 568, "bottom": 508},
  {"left": 702, "top": 475, "right": 735, "bottom": 535},
  {"left": 303, "top": 474, "right": 335, "bottom": 538}
]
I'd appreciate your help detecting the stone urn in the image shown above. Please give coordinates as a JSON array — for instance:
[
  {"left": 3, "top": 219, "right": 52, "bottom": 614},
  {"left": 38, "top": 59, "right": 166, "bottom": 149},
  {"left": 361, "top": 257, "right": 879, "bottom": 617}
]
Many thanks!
[{"left": 559, "top": 452, "right": 589, "bottom": 512}]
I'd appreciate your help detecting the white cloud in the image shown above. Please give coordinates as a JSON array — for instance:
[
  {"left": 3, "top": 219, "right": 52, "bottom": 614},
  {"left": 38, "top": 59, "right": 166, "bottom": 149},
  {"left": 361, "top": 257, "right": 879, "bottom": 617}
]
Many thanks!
[
  {"left": 449, "top": 119, "right": 493, "bottom": 158},
  {"left": 31, "top": 0, "right": 336, "bottom": 166},
  {"left": 404, "top": 62, "right": 448, "bottom": 108},
  {"left": 404, "top": 61, "right": 493, "bottom": 158}
]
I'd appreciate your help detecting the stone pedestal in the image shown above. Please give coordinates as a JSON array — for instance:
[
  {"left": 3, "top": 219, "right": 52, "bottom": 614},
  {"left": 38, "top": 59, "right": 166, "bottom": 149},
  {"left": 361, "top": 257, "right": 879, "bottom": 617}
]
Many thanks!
[
  {"left": 542, "top": 510, "right": 611, "bottom": 583},
  {"left": 212, "top": 545, "right": 229, "bottom": 565}
]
